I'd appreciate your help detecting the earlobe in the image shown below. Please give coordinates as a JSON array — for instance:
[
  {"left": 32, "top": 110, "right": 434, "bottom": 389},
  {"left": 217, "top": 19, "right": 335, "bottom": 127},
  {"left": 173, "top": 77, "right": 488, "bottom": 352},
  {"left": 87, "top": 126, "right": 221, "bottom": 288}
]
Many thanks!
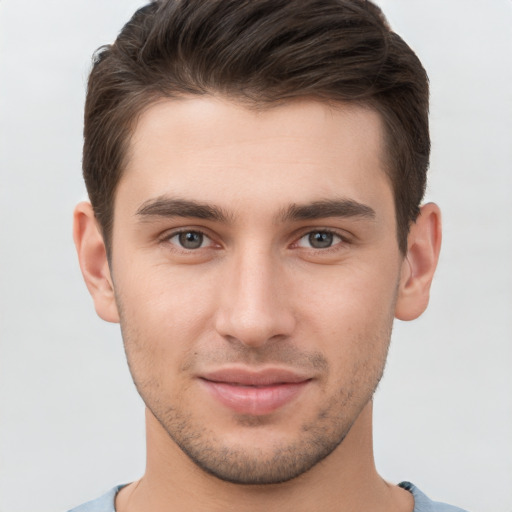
[
  {"left": 395, "top": 202, "right": 442, "bottom": 321},
  {"left": 73, "top": 201, "right": 120, "bottom": 323}
]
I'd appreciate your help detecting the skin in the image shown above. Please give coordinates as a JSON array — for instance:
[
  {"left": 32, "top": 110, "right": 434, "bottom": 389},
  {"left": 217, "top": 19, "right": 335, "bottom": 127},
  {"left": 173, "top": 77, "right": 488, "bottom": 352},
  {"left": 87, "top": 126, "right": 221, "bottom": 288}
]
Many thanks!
[{"left": 74, "top": 97, "right": 441, "bottom": 512}]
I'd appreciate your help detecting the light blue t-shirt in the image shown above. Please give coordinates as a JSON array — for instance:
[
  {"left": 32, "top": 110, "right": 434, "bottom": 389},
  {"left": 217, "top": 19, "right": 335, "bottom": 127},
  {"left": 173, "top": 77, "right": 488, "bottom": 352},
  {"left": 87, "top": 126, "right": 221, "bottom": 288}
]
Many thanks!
[{"left": 67, "top": 481, "right": 470, "bottom": 511}]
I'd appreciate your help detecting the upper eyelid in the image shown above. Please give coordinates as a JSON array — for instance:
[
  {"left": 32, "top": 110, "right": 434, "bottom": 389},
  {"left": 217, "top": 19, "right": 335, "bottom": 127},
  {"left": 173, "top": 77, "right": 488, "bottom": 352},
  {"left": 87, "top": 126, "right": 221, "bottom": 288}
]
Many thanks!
[
  {"left": 299, "top": 229, "right": 343, "bottom": 238},
  {"left": 293, "top": 227, "right": 351, "bottom": 242},
  {"left": 160, "top": 226, "right": 213, "bottom": 240}
]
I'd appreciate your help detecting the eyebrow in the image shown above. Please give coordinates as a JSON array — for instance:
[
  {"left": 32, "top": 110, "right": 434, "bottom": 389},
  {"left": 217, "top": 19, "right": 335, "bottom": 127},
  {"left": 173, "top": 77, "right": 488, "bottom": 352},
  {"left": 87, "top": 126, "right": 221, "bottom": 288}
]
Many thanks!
[
  {"left": 135, "top": 196, "right": 376, "bottom": 224},
  {"left": 136, "top": 197, "right": 232, "bottom": 223},
  {"left": 279, "top": 199, "right": 376, "bottom": 223}
]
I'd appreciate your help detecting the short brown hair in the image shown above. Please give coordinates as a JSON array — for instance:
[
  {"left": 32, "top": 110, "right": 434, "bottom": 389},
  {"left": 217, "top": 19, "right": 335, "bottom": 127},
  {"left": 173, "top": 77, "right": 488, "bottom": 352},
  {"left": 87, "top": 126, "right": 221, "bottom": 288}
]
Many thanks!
[{"left": 83, "top": 0, "right": 429, "bottom": 254}]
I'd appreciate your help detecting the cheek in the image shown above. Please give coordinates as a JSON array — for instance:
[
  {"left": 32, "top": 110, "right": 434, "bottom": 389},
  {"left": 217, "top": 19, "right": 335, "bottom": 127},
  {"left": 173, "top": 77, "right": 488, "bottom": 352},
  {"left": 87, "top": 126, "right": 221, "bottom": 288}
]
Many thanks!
[
  {"left": 296, "top": 265, "right": 398, "bottom": 375},
  {"left": 117, "top": 257, "right": 218, "bottom": 329},
  {"left": 299, "top": 264, "right": 399, "bottom": 330},
  {"left": 114, "top": 264, "right": 219, "bottom": 382}
]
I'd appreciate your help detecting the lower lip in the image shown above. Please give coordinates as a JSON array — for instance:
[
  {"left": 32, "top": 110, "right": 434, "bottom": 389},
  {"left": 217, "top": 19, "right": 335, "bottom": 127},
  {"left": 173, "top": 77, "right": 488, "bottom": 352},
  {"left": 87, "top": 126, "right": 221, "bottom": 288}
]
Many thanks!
[{"left": 200, "top": 379, "right": 310, "bottom": 415}]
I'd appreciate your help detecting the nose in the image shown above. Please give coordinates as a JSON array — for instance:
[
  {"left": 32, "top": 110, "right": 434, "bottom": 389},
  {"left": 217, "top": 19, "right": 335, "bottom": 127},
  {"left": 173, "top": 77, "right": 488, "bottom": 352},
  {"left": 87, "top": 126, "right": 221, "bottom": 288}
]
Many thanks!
[{"left": 214, "top": 248, "right": 296, "bottom": 348}]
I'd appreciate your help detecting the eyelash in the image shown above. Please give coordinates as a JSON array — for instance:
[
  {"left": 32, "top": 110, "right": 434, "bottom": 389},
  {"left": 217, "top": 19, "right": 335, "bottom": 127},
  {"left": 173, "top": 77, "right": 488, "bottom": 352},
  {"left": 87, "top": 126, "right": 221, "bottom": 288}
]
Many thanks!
[
  {"left": 162, "top": 229, "right": 216, "bottom": 251},
  {"left": 160, "top": 227, "right": 349, "bottom": 253},
  {"left": 294, "top": 229, "right": 347, "bottom": 251}
]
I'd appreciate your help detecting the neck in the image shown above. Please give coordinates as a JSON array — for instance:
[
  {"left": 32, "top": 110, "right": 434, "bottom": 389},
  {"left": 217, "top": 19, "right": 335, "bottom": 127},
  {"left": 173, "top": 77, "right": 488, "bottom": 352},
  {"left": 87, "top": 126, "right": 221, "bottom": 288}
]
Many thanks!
[{"left": 116, "top": 402, "right": 413, "bottom": 512}]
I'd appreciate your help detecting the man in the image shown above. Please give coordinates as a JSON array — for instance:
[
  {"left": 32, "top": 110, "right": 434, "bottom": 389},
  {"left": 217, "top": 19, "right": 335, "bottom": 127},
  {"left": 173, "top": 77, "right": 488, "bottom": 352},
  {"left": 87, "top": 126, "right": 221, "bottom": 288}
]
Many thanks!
[{"left": 70, "top": 0, "right": 465, "bottom": 510}]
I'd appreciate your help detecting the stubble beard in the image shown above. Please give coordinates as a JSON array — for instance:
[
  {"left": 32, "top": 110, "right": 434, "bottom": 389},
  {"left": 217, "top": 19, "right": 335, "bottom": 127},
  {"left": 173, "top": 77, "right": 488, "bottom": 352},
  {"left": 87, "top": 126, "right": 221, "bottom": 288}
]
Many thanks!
[
  {"left": 116, "top": 291, "right": 395, "bottom": 486},
  {"left": 146, "top": 383, "right": 364, "bottom": 485},
  {"left": 121, "top": 337, "right": 390, "bottom": 486}
]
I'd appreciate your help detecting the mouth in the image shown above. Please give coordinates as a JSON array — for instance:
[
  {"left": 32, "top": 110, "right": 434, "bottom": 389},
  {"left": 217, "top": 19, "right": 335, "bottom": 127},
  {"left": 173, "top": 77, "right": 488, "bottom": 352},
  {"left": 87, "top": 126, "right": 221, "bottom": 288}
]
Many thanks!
[{"left": 199, "top": 368, "right": 313, "bottom": 415}]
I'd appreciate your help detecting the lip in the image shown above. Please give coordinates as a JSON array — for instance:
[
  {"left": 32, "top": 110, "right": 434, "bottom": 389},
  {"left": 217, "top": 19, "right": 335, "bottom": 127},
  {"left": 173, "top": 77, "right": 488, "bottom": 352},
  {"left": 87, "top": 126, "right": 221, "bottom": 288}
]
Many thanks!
[{"left": 199, "top": 368, "right": 312, "bottom": 415}]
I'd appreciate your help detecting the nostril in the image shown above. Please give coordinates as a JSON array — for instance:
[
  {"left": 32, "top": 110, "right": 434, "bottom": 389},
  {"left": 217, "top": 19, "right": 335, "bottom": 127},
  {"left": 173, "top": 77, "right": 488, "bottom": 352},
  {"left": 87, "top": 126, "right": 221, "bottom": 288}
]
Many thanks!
[{"left": 214, "top": 306, "right": 296, "bottom": 348}]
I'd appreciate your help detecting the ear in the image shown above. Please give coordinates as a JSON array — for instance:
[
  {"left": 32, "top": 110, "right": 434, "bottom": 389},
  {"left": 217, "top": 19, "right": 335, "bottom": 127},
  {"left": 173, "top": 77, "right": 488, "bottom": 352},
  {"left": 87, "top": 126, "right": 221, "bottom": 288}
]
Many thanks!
[
  {"left": 395, "top": 202, "right": 442, "bottom": 321},
  {"left": 73, "top": 201, "right": 120, "bottom": 323}
]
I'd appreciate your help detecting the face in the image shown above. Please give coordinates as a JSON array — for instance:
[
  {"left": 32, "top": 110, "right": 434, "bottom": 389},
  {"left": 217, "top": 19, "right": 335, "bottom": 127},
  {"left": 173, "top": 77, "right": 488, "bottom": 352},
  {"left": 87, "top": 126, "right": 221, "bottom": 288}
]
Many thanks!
[{"left": 109, "top": 97, "right": 404, "bottom": 484}]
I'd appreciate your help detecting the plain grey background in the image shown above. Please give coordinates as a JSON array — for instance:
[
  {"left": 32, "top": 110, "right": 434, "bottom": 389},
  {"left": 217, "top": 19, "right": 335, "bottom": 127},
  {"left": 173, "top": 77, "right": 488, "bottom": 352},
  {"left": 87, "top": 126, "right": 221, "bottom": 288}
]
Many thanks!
[{"left": 0, "top": 1, "right": 511, "bottom": 511}]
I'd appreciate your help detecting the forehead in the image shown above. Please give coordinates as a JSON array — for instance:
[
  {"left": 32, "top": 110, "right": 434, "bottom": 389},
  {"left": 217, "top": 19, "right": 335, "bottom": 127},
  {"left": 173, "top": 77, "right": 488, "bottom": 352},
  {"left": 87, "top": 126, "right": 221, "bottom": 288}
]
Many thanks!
[{"left": 119, "top": 96, "right": 392, "bottom": 217}]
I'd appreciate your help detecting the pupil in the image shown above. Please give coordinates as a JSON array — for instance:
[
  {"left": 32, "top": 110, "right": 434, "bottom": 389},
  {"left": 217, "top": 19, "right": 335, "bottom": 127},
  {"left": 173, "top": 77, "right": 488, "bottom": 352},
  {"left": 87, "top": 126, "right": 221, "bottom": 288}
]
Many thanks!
[
  {"left": 309, "top": 231, "right": 333, "bottom": 248},
  {"left": 179, "top": 231, "right": 203, "bottom": 249}
]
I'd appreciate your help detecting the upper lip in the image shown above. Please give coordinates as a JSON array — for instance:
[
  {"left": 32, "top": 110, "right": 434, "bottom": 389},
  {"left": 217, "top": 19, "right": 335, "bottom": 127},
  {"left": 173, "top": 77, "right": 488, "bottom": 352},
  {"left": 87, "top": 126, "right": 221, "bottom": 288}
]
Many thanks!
[{"left": 200, "top": 368, "right": 312, "bottom": 386}]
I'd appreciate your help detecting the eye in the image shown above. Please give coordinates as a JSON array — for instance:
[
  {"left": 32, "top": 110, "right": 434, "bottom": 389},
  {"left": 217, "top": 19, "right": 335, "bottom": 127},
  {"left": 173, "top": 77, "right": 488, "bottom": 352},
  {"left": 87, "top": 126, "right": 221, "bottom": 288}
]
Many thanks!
[
  {"left": 296, "top": 230, "right": 343, "bottom": 249},
  {"left": 168, "top": 230, "right": 212, "bottom": 250}
]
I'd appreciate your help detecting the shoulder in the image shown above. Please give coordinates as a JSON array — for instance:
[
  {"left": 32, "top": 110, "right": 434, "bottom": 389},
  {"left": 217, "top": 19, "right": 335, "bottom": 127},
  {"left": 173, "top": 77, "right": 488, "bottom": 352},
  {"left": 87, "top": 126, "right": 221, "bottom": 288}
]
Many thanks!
[
  {"left": 399, "top": 482, "right": 470, "bottom": 512},
  {"left": 67, "top": 485, "right": 125, "bottom": 512}
]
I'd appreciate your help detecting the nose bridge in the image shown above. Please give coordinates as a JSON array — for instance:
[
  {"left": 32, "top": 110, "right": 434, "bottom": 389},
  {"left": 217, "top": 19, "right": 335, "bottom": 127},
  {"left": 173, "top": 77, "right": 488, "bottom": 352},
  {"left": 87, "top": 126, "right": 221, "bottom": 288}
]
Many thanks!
[{"left": 215, "top": 242, "right": 295, "bottom": 346}]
